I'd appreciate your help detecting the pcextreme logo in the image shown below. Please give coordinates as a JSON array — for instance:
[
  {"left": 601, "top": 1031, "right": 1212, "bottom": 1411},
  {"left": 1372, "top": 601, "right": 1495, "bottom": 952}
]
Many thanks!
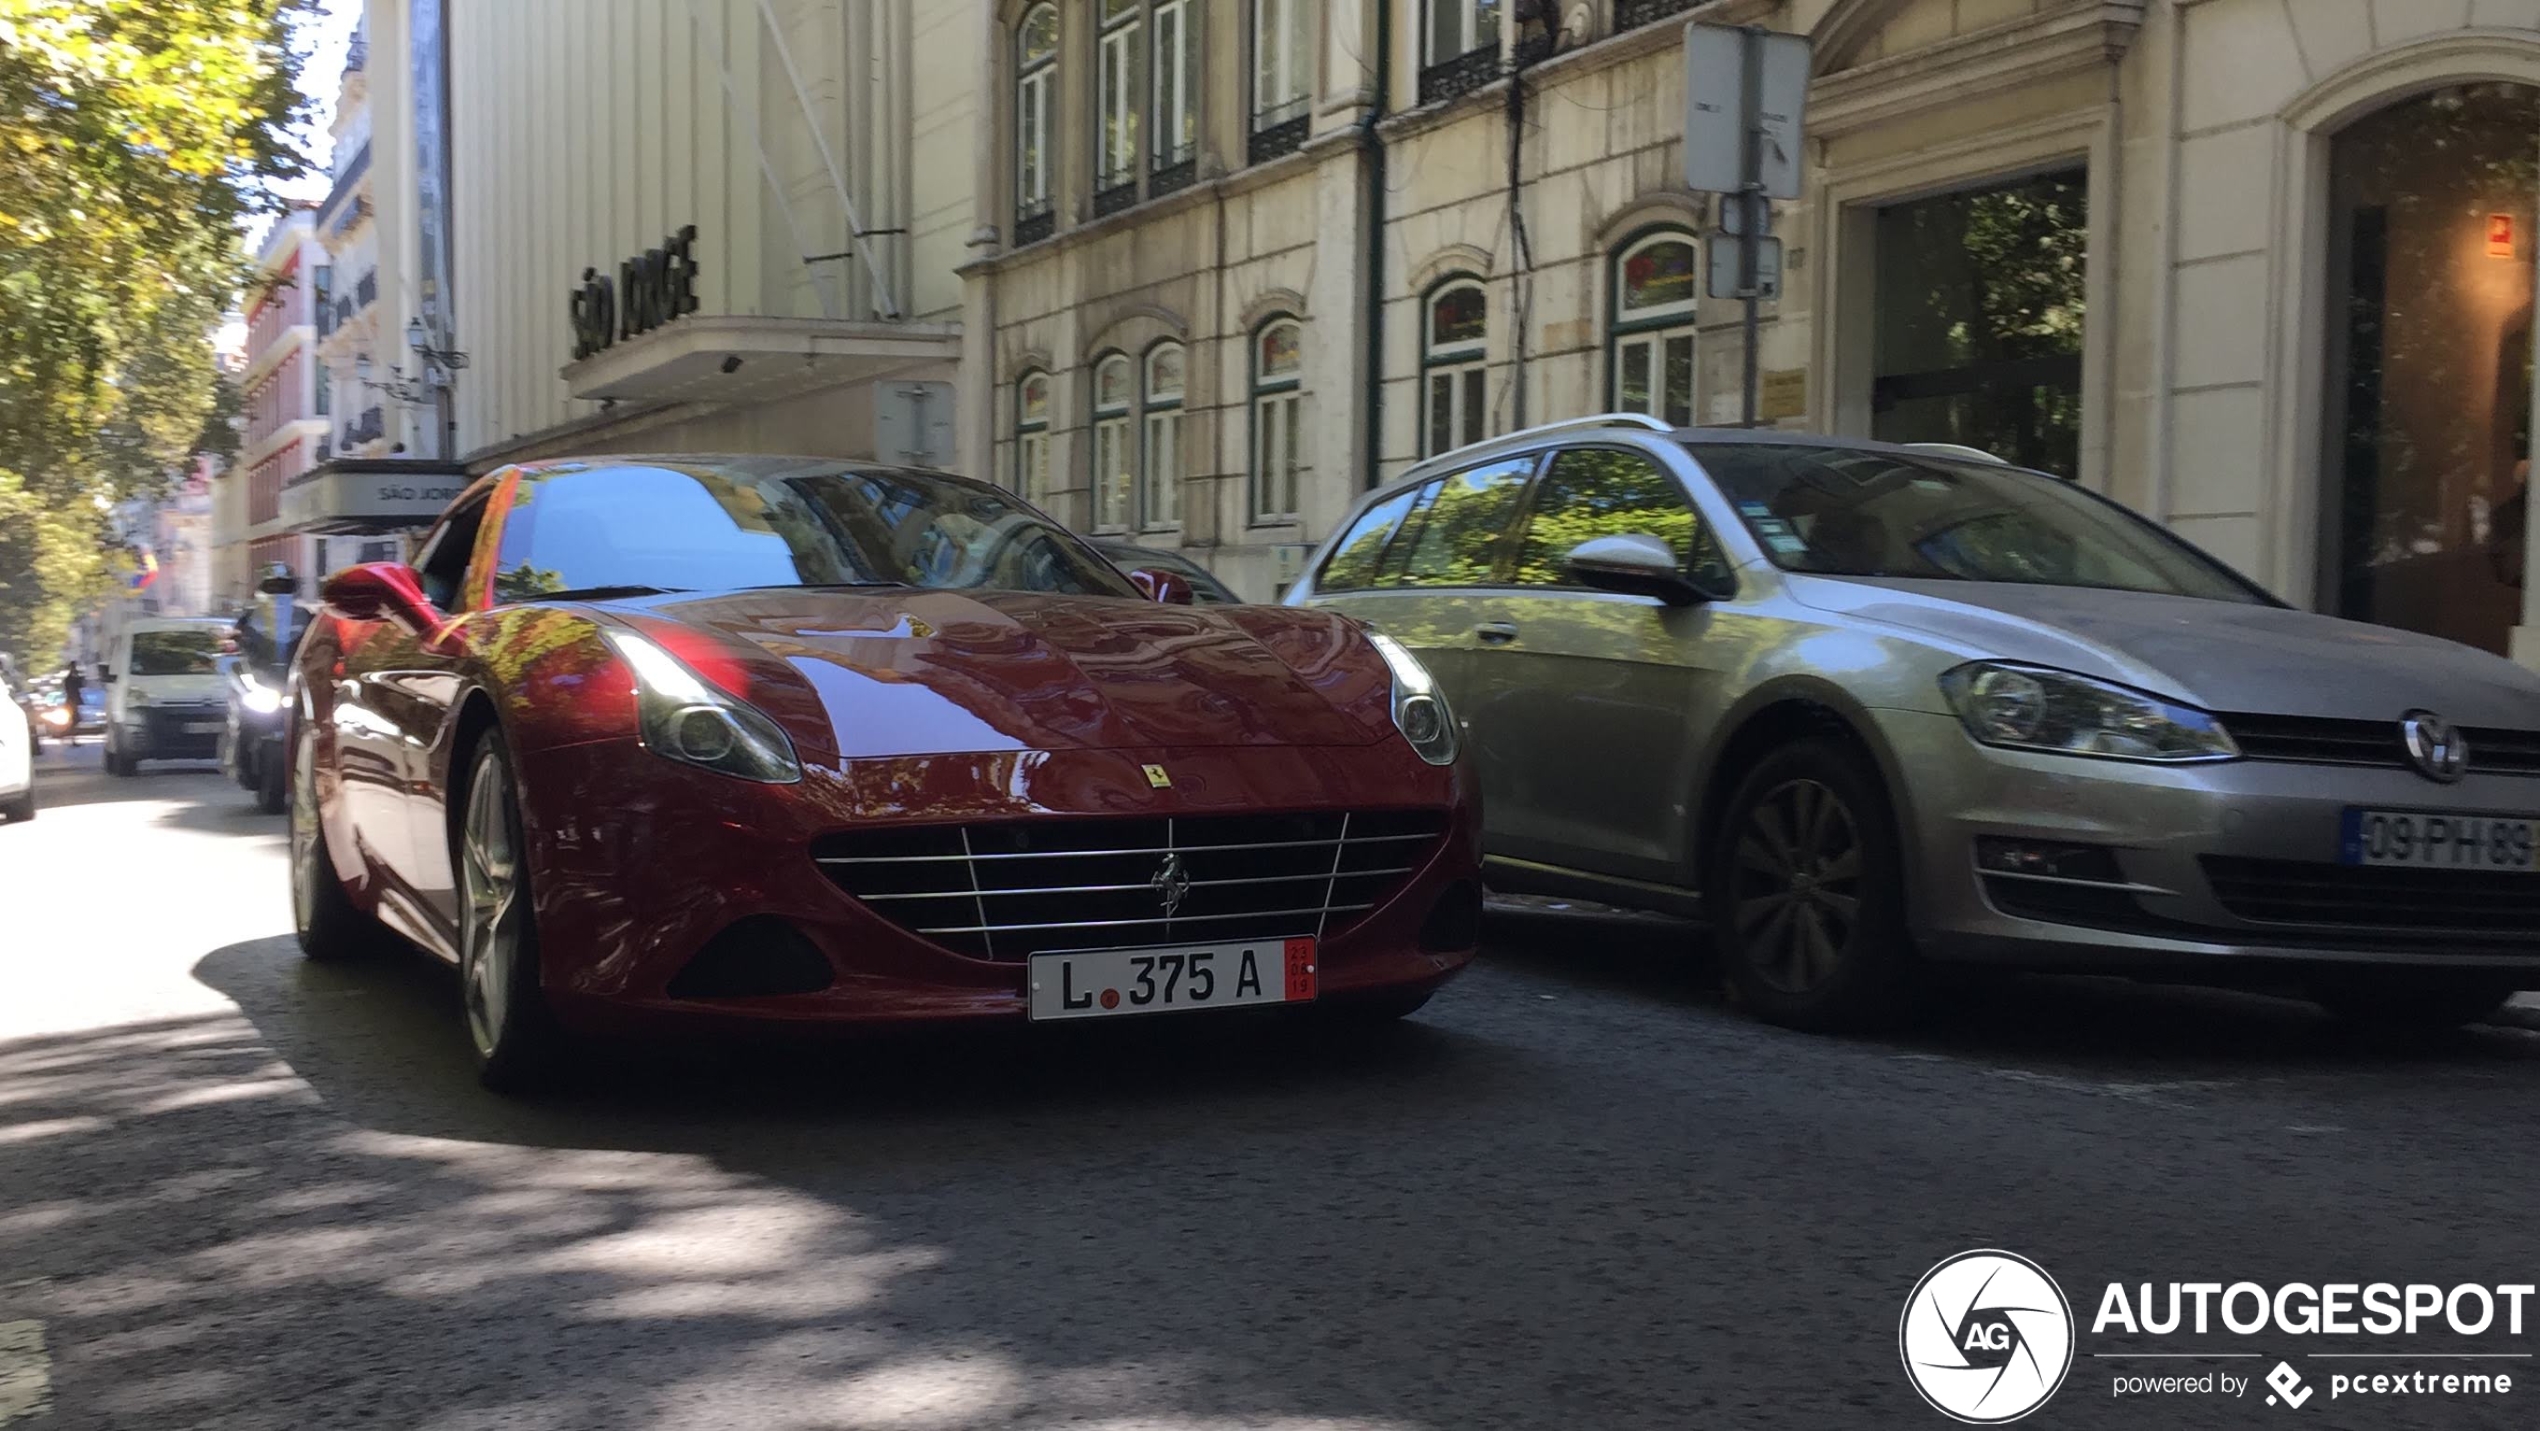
[{"left": 1900, "top": 1250, "right": 2078, "bottom": 1424}]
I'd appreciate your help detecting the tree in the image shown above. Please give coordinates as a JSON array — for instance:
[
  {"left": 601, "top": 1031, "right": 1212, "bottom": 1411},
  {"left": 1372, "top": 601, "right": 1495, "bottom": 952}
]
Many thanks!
[{"left": 0, "top": 0, "right": 311, "bottom": 663}]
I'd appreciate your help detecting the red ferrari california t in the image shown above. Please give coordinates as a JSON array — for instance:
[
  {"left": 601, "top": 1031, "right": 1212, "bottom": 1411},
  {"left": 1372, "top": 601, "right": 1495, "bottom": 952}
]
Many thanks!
[{"left": 289, "top": 458, "right": 1481, "bottom": 1088}]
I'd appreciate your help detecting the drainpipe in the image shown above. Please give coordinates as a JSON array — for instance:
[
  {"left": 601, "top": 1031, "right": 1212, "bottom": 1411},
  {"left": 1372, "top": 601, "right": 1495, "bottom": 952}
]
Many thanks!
[{"left": 1361, "top": 0, "right": 1392, "bottom": 490}]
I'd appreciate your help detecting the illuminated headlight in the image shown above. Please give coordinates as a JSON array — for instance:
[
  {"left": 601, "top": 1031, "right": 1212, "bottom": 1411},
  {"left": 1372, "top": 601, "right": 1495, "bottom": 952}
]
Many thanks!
[
  {"left": 1367, "top": 632, "right": 1458, "bottom": 766},
  {"left": 239, "top": 673, "right": 285, "bottom": 715},
  {"left": 1939, "top": 662, "right": 2237, "bottom": 763},
  {"left": 41, "top": 707, "right": 69, "bottom": 729},
  {"left": 601, "top": 628, "right": 801, "bottom": 784}
]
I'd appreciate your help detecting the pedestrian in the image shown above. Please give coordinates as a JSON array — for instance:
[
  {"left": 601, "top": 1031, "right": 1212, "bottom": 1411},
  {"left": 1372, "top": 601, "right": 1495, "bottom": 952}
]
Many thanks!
[{"left": 60, "top": 659, "right": 84, "bottom": 738}]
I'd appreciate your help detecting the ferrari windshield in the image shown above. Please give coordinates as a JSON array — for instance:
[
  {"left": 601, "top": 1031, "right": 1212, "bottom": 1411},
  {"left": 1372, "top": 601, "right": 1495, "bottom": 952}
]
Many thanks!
[
  {"left": 1693, "top": 443, "right": 2266, "bottom": 604},
  {"left": 491, "top": 460, "right": 1140, "bottom": 602}
]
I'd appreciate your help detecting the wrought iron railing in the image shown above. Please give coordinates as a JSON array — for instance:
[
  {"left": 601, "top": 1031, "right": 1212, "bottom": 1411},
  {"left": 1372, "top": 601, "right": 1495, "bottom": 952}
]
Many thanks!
[
  {"left": 1248, "top": 112, "right": 1310, "bottom": 165},
  {"left": 1014, "top": 201, "right": 1055, "bottom": 247},
  {"left": 1092, "top": 177, "right": 1140, "bottom": 218},
  {"left": 1615, "top": 0, "right": 1702, "bottom": 32},
  {"left": 1149, "top": 155, "right": 1197, "bottom": 199},
  {"left": 1419, "top": 46, "right": 1500, "bottom": 105}
]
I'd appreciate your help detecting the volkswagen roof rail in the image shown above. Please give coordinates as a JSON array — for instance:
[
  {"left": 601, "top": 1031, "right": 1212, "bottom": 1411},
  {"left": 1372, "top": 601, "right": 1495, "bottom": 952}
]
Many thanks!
[
  {"left": 1903, "top": 441, "right": 2009, "bottom": 465},
  {"left": 1421, "top": 412, "right": 1676, "bottom": 467}
]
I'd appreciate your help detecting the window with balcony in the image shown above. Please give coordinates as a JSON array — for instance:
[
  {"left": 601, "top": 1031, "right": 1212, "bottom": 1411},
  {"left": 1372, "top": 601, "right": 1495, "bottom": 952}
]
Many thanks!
[
  {"left": 1016, "top": 3, "right": 1059, "bottom": 245},
  {"left": 1150, "top": 0, "right": 1199, "bottom": 196},
  {"left": 1614, "top": 0, "right": 1703, "bottom": 33},
  {"left": 1250, "top": 0, "right": 1314, "bottom": 163},
  {"left": 1095, "top": 0, "right": 1143, "bottom": 215},
  {"left": 1422, "top": 0, "right": 1502, "bottom": 104}
]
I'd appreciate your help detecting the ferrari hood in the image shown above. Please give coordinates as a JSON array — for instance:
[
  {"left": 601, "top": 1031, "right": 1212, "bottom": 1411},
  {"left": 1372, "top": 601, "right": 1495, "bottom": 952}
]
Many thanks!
[{"left": 636, "top": 588, "right": 1394, "bottom": 759}]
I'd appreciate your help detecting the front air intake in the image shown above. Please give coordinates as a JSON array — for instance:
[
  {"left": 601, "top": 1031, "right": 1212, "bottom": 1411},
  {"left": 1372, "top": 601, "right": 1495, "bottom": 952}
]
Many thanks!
[{"left": 665, "top": 917, "right": 837, "bottom": 999}]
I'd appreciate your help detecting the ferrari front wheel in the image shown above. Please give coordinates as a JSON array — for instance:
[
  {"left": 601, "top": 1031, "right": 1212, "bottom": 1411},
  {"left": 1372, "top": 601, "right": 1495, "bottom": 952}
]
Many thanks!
[
  {"left": 456, "top": 733, "right": 567, "bottom": 1093},
  {"left": 291, "top": 721, "right": 378, "bottom": 963}
]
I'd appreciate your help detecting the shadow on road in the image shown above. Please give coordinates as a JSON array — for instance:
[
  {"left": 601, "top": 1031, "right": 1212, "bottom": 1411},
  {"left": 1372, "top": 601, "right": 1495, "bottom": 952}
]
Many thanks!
[
  {"left": 1479, "top": 904, "right": 2540, "bottom": 1075},
  {"left": 21, "top": 744, "right": 229, "bottom": 813}
]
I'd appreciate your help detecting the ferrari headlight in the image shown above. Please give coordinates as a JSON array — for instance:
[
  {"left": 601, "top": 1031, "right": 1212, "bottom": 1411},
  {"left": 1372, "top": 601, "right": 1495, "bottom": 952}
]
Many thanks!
[
  {"left": 239, "top": 672, "right": 285, "bottom": 715},
  {"left": 1367, "top": 632, "right": 1458, "bottom": 766},
  {"left": 1939, "top": 662, "right": 2237, "bottom": 763},
  {"left": 602, "top": 629, "right": 802, "bottom": 784}
]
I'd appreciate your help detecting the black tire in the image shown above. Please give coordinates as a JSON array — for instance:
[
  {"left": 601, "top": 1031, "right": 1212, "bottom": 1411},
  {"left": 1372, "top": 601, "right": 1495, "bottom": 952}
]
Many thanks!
[
  {"left": 1707, "top": 738, "right": 1918, "bottom": 1033},
  {"left": 2310, "top": 973, "right": 2519, "bottom": 1030},
  {"left": 1, "top": 791, "right": 33, "bottom": 822},
  {"left": 290, "top": 721, "right": 380, "bottom": 963},
  {"left": 102, "top": 738, "right": 129, "bottom": 777},
  {"left": 455, "top": 733, "right": 569, "bottom": 1094},
  {"left": 255, "top": 743, "right": 286, "bottom": 815}
]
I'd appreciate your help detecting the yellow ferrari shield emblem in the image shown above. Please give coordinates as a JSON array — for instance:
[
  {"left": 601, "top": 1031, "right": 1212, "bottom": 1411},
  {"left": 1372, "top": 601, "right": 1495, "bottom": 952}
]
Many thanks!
[{"left": 1142, "top": 764, "right": 1173, "bottom": 789}]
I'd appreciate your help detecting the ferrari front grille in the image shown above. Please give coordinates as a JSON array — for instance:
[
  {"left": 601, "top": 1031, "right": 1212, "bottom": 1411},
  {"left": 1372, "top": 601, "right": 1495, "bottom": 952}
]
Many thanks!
[{"left": 811, "top": 810, "right": 1450, "bottom": 961}]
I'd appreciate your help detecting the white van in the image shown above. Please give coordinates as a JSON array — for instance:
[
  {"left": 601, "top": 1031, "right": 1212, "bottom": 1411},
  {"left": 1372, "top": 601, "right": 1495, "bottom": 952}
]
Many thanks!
[
  {"left": 102, "top": 616, "right": 233, "bottom": 776},
  {"left": 0, "top": 682, "right": 31, "bottom": 821}
]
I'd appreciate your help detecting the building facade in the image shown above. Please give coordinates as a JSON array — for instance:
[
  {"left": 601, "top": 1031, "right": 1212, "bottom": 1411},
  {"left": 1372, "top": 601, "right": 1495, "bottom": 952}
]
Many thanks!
[
  {"left": 230, "top": 209, "right": 332, "bottom": 591},
  {"left": 955, "top": 0, "right": 2540, "bottom": 669},
  {"left": 439, "top": 0, "right": 979, "bottom": 470}
]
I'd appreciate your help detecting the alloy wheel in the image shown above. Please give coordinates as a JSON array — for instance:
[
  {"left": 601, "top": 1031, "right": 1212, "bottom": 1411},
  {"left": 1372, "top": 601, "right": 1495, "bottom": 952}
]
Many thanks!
[
  {"left": 1728, "top": 778, "right": 1864, "bottom": 996},
  {"left": 458, "top": 754, "right": 522, "bottom": 1061}
]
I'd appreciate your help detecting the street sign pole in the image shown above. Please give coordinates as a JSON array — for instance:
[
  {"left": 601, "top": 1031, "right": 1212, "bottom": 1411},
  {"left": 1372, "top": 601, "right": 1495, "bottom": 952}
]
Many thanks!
[{"left": 1738, "top": 24, "right": 1764, "bottom": 429}]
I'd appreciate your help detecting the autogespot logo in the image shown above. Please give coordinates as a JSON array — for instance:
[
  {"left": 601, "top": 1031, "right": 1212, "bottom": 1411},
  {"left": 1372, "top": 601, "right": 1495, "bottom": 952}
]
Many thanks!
[{"left": 1902, "top": 1250, "right": 2078, "bottom": 1423}]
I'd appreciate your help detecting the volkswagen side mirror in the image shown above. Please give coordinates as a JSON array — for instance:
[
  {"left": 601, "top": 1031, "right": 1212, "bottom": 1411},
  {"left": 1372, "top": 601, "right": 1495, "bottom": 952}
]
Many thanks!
[{"left": 1564, "top": 534, "right": 1715, "bottom": 606}]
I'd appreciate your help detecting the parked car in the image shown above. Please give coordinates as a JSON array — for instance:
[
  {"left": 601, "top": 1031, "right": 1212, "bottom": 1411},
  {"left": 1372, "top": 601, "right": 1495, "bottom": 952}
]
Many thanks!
[
  {"left": 0, "top": 682, "right": 32, "bottom": 822},
  {"left": 102, "top": 618, "right": 232, "bottom": 775},
  {"left": 1090, "top": 540, "right": 1241, "bottom": 604},
  {"left": 221, "top": 566, "right": 311, "bottom": 814},
  {"left": 1288, "top": 414, "right": 2540, "bottom": 1032},
  {"left": 292, "top": 457, "right": 1480, "bottom": 1090}
]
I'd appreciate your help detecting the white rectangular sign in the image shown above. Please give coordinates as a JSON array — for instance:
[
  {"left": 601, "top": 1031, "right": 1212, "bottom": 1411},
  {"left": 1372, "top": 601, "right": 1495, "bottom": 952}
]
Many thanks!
[
  {"left": 1682, "top": 23, "right": 1813, "bottom": 201},
  {"left": 1708, "top": 234, "right": 1782, "bottom": 300},
  {"left": 278, "top": 471, "right": 469, "bottom": 531}
]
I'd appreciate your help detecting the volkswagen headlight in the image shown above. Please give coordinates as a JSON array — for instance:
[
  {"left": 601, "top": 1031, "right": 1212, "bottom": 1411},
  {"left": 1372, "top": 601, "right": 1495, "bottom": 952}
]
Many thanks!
[
  {"left": 1939, "top": 662, "right": 2236, "bottom": 763},
  {"left": 602, "top": 629, "right": 802, "bottom": 784},
  {"left": 239, "top": 672, "right": 285, "bottom": 715},
  {"left": 1367, "top": 632, "right": 1458, "bottom": 766}
]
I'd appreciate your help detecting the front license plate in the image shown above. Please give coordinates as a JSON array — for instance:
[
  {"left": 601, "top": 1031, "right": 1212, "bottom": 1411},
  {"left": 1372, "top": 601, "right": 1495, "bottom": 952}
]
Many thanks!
[
  {"left": 184, "top": 721, "right": 223, "bottom": 734},
  {"left": 1028, "top": 938, "right": 1317, "bottom": 1022},
  {"left": 2340, "top": 808, "right": 2539, "bottom": 872}
]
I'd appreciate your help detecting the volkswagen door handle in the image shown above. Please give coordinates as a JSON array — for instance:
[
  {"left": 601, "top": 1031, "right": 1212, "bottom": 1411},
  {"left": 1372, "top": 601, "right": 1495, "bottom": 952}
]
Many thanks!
[{"left": 1474, "top": 621, "right": 1519, "bottom": 646}]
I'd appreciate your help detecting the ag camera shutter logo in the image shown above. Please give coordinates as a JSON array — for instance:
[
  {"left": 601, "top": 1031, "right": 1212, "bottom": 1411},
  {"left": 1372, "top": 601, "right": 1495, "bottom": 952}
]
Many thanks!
[{"left": 1901, "top": 1250, "right": 2076, "bottom": 1423}]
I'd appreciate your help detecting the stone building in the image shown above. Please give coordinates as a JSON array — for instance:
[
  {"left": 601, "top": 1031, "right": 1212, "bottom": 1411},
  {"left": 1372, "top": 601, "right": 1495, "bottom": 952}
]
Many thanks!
[{"left": 957, "top": 0, "right": 2540, "bottom": 669}]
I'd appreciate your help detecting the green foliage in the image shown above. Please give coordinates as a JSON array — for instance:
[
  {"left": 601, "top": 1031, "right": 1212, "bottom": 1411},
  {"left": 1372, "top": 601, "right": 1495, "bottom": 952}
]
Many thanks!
[{"left": 0, "top": 0, "right": 311, "bottom": 662}]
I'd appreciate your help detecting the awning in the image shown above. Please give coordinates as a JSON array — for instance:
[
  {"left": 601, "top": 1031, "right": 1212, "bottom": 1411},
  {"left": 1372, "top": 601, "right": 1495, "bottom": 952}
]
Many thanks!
[
  {"left": 559, "top": 313, "right": 960, "bottom": 405},
  {"left": 280, "top": 458, "right": 472, "bottom": 535}
]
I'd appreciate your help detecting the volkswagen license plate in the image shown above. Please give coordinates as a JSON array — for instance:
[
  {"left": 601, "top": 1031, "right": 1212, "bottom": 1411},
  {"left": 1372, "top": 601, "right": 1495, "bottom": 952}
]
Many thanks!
[
  {"left": 1028, "top": 937, "right": 1317, "bottom": 1022},
  {"left": 2340, "top": 808, "right": 2539, "bottom": 872}
]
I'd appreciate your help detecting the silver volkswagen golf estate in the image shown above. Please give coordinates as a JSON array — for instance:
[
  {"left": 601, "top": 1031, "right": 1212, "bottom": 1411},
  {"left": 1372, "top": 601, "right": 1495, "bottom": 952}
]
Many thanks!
[{"left": 1286, "top": 415, "right": 2540, "bottom": 1032}]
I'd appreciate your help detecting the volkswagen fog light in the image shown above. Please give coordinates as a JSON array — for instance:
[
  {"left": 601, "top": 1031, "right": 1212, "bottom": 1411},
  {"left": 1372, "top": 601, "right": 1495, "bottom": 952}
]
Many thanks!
[
  {"left": 1367, "top": 631, "right": 1458, "bottom": 766},
  {"left": 1939, "top": 662, "right": 2237, "bottom": 764},
  {"left": 602, "top": 629, "right": 802, "bottom": 784}
]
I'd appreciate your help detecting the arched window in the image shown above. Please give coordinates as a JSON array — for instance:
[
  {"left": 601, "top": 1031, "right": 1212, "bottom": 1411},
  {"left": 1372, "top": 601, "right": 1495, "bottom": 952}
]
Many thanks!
[
  {"left": 1015, "top": 370, "right": 1051, "bottom": 500},
  {"left": 1250, "top": 0, "right": 1314, "bottom": 161},
  {"left": 1091, "top": 352, "right": 1135, "bottom": 531},
  {"left": 1422, "top": 277, "right": 1488, "bottom": 457},
  {"left": 1610, "top": 231, "right": 1698, "bottom": 428},
  {"left": 1015, "top": 4, "right": 1059, "bottom": 244},
  {"left": 1252, "top": 318, "right": 1305, "bottom": 521},
  {"left": 1141, "top": 341, "right": 1185, "bottom": 529}
]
